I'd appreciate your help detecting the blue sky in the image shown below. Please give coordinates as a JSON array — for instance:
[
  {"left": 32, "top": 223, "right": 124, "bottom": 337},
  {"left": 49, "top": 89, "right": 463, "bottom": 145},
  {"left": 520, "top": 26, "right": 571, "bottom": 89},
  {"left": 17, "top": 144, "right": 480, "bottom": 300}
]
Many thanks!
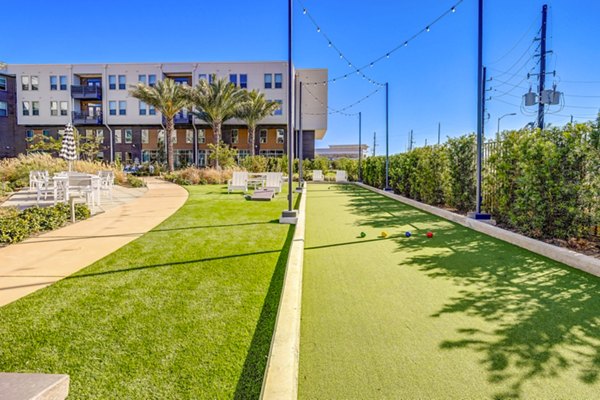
[{"left": 3, "top": 0, "right": 599, "bottom": 154}]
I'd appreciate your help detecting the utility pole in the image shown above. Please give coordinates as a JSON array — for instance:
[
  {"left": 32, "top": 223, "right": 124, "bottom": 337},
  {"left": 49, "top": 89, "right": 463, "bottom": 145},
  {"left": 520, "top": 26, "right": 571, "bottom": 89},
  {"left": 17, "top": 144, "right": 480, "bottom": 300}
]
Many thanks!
[
  {"left": 358, "top": 111, "right": 362, "bottom": 182},
  {"left": 281, "top": 0, "right": 296, "bottom": 223},
  {"left": 298, "top": 81, "right": 303, "bottom": 187},
  {"left": 537, "top": 4, "right": 548, "bottom": 130},
  {"left": 384, "top": 82, "right": 391, "bottom": 191},
  {"left": 472, "top": 0, "right": 490, "bottom": 220},
  {"left": 437, "top": 122, "right": 441, "bottom": 145},
  {"left": 373, "top": 131, "right": 376, "bottom": 157}
]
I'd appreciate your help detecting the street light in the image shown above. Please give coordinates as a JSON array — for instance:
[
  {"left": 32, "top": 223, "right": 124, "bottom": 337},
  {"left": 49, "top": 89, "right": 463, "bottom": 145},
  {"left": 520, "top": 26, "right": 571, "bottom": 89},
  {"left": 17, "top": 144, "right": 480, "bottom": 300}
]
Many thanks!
[{"left": 497, "top": 112, "right": 517, "bottom": 140}]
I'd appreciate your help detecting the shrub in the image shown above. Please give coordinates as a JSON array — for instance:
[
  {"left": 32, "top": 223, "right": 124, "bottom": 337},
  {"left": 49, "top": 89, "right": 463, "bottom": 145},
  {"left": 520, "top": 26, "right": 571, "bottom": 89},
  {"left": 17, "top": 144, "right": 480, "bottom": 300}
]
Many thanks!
[
  {"left": 126, "top": 174, "right": 146, "bottom": 188},
  {"left": 163, "top": 167, "right": 234, "bottom": 185},
  {"left": 445, "top": 134, "right": 476, "bottom": 212},
  {"left": 0, "top": 203, "right": 91, "bottom": 244}
]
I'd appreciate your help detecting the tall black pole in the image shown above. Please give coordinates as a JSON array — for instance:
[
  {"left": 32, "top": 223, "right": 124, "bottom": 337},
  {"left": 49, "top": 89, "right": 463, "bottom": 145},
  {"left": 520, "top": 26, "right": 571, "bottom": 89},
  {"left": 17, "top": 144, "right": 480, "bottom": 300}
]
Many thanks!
[
  {"left": 475, "top": 0, "right": 484, "bottom": 215},
  {"left": 298, "top": 81, "right": 303, "bottom": 185},
  {"left": 358, "top": 111, "right": 362, "bottom": 182},
  {"left": 287, "top": 0, "right": 294, "bottom": 211},
  {"left": 537, "top": 4, "right": 548, "bottom": 129},
  {"left": 385, "top": 82, "right": 390, "bottom": 190}
]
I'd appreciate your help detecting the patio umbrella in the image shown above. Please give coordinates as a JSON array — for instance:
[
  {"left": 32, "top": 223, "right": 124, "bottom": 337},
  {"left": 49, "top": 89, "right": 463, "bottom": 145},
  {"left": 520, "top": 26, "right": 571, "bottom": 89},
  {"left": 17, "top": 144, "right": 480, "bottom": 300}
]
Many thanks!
[{"left": 59, "top": 123, "right": 77, "bottom": 171}]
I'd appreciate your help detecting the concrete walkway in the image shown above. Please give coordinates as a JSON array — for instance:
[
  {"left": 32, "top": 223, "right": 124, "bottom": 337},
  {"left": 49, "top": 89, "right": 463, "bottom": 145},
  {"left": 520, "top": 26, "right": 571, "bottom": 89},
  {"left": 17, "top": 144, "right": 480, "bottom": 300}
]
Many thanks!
[{"left": 0, "top": 178, "right": 188, "bottom": 307}]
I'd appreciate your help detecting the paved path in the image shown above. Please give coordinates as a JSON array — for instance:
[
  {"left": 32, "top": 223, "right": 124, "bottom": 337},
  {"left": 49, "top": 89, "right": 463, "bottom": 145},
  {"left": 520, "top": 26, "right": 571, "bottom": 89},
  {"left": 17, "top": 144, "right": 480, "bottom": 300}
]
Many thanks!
[{"left": 0, "top": 178, "right": 188, "bottom": 307}]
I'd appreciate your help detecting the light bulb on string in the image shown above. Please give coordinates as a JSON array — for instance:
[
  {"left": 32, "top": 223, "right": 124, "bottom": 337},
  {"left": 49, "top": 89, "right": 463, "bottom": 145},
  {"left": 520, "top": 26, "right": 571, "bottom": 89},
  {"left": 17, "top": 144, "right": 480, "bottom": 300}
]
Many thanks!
[
  {"left": 370, "top": 63, "right": 374, "bottom": 67},
  {"left": 386, "top": 53, "right": 390, "bottom": 58},
  {"left": 426, "top": 26, "right": 430, "bottom": 32},
  {"left": 404, "top": 41, "right": 408, "bottom": 47},
  {"left": 303, "top": 8, "right": 307, "bottom": 14},
  {"left": 317, "top": 27, "right": 320, "bottom": 32},
  {"left": 451, "top": 6, "right": 456, "bottom": 12},
  {"left": 328, "top": 42, "right": 332, "bottom": 47}
]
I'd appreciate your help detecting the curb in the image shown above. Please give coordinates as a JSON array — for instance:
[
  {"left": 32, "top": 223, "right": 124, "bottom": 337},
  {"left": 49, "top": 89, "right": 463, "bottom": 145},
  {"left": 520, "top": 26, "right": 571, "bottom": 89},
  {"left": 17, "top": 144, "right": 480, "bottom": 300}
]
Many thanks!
[
  {"left": 356, "top": 182, "right": 600, "bottom": 278},
  {"left": 260, "top": 186, "right": 307, "bottom": 400}
]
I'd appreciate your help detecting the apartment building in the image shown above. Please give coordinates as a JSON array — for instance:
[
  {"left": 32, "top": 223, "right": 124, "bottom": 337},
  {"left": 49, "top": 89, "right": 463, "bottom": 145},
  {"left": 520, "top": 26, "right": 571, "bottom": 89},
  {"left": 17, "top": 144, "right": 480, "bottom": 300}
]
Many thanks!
[
  {"left": 1, "top": 62, "right": 328, "bottom": 165},
  {"left": 0, "top": 72, "right": 18, "bottom": 158}
]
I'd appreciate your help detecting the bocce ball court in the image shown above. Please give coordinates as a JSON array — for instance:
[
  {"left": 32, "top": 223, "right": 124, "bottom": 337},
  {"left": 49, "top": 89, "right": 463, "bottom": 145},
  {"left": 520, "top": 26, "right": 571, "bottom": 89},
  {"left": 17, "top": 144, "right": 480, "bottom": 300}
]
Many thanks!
[{"left": 299, "top": 184, "right": 600, "bottom": 399}]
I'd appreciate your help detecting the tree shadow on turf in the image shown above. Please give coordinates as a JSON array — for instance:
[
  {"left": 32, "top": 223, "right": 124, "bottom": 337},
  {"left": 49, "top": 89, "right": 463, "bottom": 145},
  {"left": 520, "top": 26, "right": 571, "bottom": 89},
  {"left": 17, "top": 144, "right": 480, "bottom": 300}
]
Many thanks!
[
  {"left": 232, "top": 224, "right": 295, "bottom": 399},
  {"left": 340, "top": 184, "right": 600, "bottom": 399}
]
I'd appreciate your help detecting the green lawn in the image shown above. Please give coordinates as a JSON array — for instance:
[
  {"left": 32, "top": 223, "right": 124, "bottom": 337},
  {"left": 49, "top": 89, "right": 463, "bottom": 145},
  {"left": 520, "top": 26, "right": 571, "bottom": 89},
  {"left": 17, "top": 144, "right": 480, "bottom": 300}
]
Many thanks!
[
  {"left": 0, "top": 185, "right": 296, "bottom": 399},
  {"left": 299, "top": 184, "right": 600, "bottom": 400}
]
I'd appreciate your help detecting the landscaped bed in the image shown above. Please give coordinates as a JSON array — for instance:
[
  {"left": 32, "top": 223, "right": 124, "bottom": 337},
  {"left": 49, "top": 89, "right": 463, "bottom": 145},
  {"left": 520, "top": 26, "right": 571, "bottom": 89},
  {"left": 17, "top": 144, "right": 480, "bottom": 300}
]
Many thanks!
[
  {"left": 299, "top": 184, "right": 600, "bottom": 399},
  {"left": 0, "top": 185, "right": 296, "bottom": 399}
]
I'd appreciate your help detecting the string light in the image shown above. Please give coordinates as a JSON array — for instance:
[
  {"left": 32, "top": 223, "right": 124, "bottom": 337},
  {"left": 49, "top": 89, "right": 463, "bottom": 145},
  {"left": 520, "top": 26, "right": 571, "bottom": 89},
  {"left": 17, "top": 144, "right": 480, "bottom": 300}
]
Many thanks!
[
  {"left": 303, "top": 84, "right": 382, "bottom": 116},
  {"left": 298, "top": 0, "right": 463, "bottom": 86}
]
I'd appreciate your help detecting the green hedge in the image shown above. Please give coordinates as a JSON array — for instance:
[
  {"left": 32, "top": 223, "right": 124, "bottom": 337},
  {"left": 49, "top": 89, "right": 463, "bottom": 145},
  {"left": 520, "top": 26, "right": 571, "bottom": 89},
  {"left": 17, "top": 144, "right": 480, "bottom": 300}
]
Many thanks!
[
  {"left": 0, "top": 203, "right": 90, "bottom": 244},
  {"left": 362, "top": 122, "right": 600, "bottom": 240}
]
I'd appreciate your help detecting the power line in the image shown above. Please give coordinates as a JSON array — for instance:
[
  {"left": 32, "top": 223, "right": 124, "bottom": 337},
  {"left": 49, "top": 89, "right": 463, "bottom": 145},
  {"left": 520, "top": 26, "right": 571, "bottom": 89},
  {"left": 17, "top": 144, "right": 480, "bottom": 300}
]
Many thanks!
[
  {"left": 298, "top": 0, "right": 463, "bottom": 86},
  {"left": 487, "top": 16, "right": 538, "bottom": 65}
]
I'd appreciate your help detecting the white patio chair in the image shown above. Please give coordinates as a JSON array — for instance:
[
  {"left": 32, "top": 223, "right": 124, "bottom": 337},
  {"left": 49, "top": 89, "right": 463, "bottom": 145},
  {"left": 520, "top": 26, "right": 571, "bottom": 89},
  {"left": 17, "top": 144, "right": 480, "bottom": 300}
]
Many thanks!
[
  {"left": 34, "top": 176, "right": 53, "bottom": 204},
  {"left": 98, "top": 171, "right": 115, "bottom": 200},
  {"left": 335, "top": 170, "right": 348, "bottom": 182},
  {"left": 30, "top": 170, "right": 48, "bottom": 191},
  {"left": 312, "top": 170, "right": 324, "bottom": 181},
  {"left": 264, "top": 172, "right": 283, "bottom": 193},
  {"left": 68, "top": 176, "right": 95, "bottom": 209},
  {"left": 228, "top": 171, "right": 248, "bottom": 193}
]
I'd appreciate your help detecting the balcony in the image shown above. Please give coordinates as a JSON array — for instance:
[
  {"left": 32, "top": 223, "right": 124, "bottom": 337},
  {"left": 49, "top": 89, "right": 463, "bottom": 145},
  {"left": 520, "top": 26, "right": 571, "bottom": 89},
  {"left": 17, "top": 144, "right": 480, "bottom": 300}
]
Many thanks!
[
  {"left": 173, "top": 114, "right": 192, "bottom": 124},
  {"left": 72, "top": 111, "right": 102, "bottom": 125},
  {"left": 71, "top": 85, "right": 102, "bottom": 100}
]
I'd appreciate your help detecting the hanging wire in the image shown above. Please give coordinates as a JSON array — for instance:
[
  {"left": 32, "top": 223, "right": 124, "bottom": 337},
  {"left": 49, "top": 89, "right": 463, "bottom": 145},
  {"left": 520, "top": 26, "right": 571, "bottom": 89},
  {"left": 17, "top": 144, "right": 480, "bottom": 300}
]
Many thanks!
[
  {"left": 303, "top": 84, "right": 381, "bottom": 116},
  {"left": 298, "top": 0, "right": 463, "bottom": 86}
]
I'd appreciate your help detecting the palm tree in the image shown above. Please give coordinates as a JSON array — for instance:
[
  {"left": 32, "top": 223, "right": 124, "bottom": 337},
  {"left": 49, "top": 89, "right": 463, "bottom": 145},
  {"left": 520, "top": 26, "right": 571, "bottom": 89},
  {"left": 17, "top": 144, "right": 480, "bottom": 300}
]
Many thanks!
[
  {"left": 188, "top": 76, "right": 247, "bottom": 169},
  {"left": 129, "top": 78, "right": 189, "bottom": 172},
  {"left": 237, "top": 90, "right": 280, "bottom": 156}
]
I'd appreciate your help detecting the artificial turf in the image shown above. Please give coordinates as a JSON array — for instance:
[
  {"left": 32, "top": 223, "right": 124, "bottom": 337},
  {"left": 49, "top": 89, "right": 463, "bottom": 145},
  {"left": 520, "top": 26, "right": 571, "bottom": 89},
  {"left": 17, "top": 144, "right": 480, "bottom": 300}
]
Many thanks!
[
  {"left": 0, "top": 185, "right": 296, "bottom": 399},
  {"left": 299, "top": 184, "right": 600, "bottom": 400}
]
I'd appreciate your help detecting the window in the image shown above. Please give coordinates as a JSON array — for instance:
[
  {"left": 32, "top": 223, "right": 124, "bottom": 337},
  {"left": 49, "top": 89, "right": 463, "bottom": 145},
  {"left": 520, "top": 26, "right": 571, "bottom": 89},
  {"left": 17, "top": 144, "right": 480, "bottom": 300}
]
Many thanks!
[
  {"left": 139, "top": 101, "right": 147, "bottom": 115},
  {"left": 198, "top": 74, "right": 207, "bottom": 81},
  {"left": 21, "top": 76, "right": 30, "bottom": 91},
  {"left": 141, "top": 129, "right": 149, "bottom": 144},
  {"left": 42, "top": 130, "right": 50, "bottom": 141},
  {"left": 114, "top": 129, "right": 122, "bottom": 144},
  {"left": 108, "top": 75, "right": 116, "bottom": 90},
  {"left": 26, "top": 130, "right": 34, "bottom": 139},
  {"left": 0, "top": 76, "right": 6, "bottom": 91},
  {"left": 264, "top": 73, "right": 272, "bottom": 89},
  {"left": 119, "top": 101, "right": 126, "bottom": 116},
  {"left": 276, "top": 129, "right": 285, "bottom": 144},
  {"left": 59, "top": 75, "right": 67, "bottom": 90},
  {"left": 115, "top": 152, "right": 122, "bottom": 162},
  {"left": 259, "top": 129, "right": 267, "bottom": 144},
  {"left": 149, "top": 104, "right": 156, "bottom": 115},
  {"left": 186, "top": 129, "right": 193, "bottom": 144},
  {"left": 138, "top": 74, "right": 146, "bottom": 84},
  {"left": 148, "top": 74, "right": 156, "bottom": 86},
  {"left": 60, "top": 101, "right": 68, "bottom": 116},
  {"left": 198, "top": 129, "right": 205, "bottom": 144},
  {"left": 240, "top": 74, "right": 248, "bottom": 89},
  {"left": 229, "top": 74, "right": 237, "bottom": 87},
  {"left": 118, "top": 75, "right": 126, "bottom": 90},
  {"left": 0, "top": 101, "right": 7, "bottom": 117},
  {"left": 208, "top": 74, "right": 214, "bottom": 84},
  {"left": 50, "top": 76, "right": 57, "bottom": 90},
  {"left": 31, "top": 76, "right": 39, "bottom": 90},
  {"left": 50, "top": 101, "right": 58, "bottom": 116},
  {"left": 274, "top": 100, "right": 283, "bottom": 115},
  {"left": 231, "top": 129, "right": 239, "bottom": 144},
  {"left": 274, "top": 73, "right": 283, "bottom": 89},
  {"left": 237, "top": 150, "right": 250, "bottom": 160},
  {"left": 198, "top": 150, "right": 207, "bottom": 167},
  {"left": 22, "top": 101, "right": 30, "bottom": 116},
  {"left": 85, "top": 129, "right": 94, "bottom": 138},
  {"left": 259, "top": 149, "right": 284, "bottom": 157},
  {"left": 109, "top": 101, "right": 117, "bottom": 116},
  {"left": 124, "top": 129, "right": 133, "bottom": 144},
  {"left": 96, "top": 129, "right": 104, "bottom": 141}
]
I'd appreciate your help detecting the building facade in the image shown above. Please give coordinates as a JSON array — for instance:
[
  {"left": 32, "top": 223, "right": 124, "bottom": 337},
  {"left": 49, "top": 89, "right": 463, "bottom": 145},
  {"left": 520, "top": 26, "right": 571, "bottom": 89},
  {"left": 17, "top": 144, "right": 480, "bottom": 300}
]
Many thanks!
[
  {"left": 1, "top": 62, "right": 328, "bottom": 165},
  {"left": 315, "top": 144, "right": 369, "bottom": 160},
  {"left": 0, "top": 73, "right": 18, "bottom": 158}
]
